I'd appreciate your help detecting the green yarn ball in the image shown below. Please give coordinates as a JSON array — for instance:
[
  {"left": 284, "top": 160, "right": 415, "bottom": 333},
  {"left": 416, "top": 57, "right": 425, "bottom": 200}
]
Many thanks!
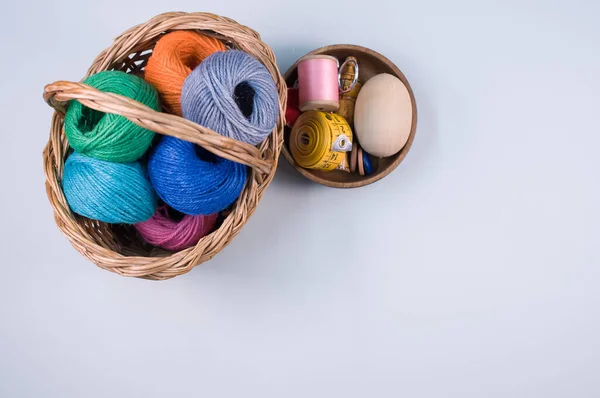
[{"left": 64, "top": 71, "right": 160, "bottom": 163}]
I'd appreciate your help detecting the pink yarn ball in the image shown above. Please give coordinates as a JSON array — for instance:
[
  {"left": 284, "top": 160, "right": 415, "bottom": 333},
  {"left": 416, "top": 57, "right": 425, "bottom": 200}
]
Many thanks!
[{"left": 135, "top": 206, "right": 217, "bottom": 251}]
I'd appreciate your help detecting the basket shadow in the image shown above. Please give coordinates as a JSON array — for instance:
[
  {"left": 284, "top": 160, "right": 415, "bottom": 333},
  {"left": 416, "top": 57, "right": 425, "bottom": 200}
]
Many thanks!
[
  {"left": 274, "top": 154, "right": 315, "bottom": 188},
  {"left": 184, "top": 178, "right": 319, "bottom": 282}
]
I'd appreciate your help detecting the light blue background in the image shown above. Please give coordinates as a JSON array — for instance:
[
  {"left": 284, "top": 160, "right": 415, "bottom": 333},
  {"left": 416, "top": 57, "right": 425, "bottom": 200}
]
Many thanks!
[{"left": 1, "top": 0, "right": 599, "bottom": 397}]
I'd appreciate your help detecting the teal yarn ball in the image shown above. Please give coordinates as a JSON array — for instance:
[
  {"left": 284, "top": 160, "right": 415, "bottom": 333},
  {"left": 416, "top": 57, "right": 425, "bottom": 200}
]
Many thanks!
[
  {"left": 62, "top": 152, "right": 157, "bottom": 224},
  {"left": 64, "top": 71, "right": 160, "bottom": 163}
]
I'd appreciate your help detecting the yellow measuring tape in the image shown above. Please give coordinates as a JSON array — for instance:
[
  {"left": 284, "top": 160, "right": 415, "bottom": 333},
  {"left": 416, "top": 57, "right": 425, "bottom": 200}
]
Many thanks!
[{"left": 289, "top": 111, "right": 353, "bottom": 170}]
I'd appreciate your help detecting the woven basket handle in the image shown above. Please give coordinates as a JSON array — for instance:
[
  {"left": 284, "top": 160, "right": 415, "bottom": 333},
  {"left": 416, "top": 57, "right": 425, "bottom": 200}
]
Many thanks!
[{"left": 43, "top": 80, "right": 273, "bottom": 175}]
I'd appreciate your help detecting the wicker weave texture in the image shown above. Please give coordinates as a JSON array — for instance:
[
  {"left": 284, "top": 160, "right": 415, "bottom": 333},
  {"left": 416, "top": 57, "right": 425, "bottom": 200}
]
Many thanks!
[{"left": 42, "top": 12, "right": 287, "bottom": 280}]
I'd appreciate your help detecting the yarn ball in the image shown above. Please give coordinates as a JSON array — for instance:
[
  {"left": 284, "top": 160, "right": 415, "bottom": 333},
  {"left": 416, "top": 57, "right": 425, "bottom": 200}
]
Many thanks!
[
  {"left": 148, "top": 136, "right": 247, "bottom": 215},
  {"left": 181, "top": 50, "right": 280, "bottom": 146},
  {"left": 145, "top": 30, "right": 226, "bottom": 115},
  {"left": 135, "top": 205, "right": 218, "bottom": 251},
  {"left": 64, "top": 71, "right": 160, "bottom": 163},
  {"left": 63, "top": 152, "right": 157, "bottom": 224}
]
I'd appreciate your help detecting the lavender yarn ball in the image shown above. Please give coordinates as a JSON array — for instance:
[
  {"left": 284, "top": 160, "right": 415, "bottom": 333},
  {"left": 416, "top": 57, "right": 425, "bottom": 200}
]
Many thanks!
[{"left": 181, "top": 50, "right": 279, "bottom": 146}]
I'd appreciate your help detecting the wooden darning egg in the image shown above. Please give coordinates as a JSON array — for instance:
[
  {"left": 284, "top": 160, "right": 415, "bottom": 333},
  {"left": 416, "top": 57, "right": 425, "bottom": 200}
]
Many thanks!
[{"left": 354, "top": 73, "right": 412, "bottom": 158}]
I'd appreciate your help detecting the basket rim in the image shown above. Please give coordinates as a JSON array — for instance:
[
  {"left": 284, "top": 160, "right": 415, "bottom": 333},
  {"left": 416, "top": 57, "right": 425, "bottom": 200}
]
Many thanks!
[{"left": 42, "top": 11, "right": 287, "bottom": 280}]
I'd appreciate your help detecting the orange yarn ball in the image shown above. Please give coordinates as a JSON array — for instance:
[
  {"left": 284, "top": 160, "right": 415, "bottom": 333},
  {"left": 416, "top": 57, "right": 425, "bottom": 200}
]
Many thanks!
[{"left": 145, "top": 31, "right": 226, "bottom": 115}]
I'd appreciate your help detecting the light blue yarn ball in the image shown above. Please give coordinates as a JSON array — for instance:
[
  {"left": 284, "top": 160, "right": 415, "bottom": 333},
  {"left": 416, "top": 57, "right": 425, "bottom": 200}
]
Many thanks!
[
  {"left": 62, "top": 152, "right": 157, "bottom": 224},
  {"left": 181, "top": 50, "right": 280, "bottom": 146}
]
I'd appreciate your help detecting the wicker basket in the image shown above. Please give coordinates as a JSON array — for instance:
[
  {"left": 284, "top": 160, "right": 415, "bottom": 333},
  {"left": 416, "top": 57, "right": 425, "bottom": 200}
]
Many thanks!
[{"left": 42, "top": 12, "right": 286, "bottom": 280}]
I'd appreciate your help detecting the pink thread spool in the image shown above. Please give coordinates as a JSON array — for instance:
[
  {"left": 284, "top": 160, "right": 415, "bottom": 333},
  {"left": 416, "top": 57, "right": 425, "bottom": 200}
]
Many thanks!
[{"left": 298, "top": 55, "right": 339, "bottom": 112}]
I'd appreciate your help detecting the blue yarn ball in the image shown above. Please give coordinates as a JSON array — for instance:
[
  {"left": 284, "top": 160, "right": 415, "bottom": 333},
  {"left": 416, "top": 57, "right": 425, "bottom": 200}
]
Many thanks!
[
  {"left": 181, "top": 50, "right": 280, "bottom": 146},
  {"left": 148, "top": 136, "right": 247, "bottom": 215},
  {"left": 62, "top": 152, "right": 157, "bottom": 224}
]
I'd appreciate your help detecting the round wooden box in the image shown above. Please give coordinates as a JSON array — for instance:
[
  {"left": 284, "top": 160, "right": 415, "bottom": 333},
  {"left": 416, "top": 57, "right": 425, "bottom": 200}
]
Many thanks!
[{"left": 282, "top": 44, "right": 417, "bottom": 188}]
